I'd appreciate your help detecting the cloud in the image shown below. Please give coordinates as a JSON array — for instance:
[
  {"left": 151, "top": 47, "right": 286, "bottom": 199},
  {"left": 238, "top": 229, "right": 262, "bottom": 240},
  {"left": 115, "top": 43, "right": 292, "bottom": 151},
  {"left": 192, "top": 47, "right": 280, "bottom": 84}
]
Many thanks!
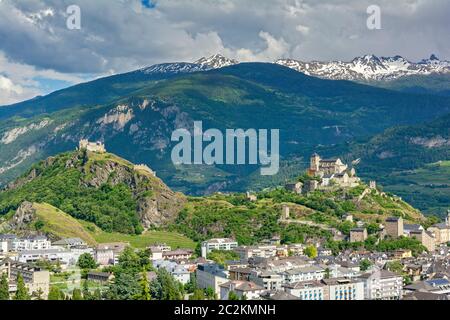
[{"left": 0, "top": 0, "right": 448, "bottom": 104}]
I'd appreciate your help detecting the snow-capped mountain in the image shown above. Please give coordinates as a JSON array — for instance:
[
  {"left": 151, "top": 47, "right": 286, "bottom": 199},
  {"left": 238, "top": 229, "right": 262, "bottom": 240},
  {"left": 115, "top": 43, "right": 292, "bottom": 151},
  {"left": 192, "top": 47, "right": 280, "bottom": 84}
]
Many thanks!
[
  {"left": 138, "top": 55, "right": 239, "bottom": 75},
  {"left": 194, "top": 54, "right": 239, "bottom": 69},
  {"left": 139, "top": 62, "right": 211, "bottom": 75},
  {"left": 276, "top": 54, "right": 450, "bottom": 81}
]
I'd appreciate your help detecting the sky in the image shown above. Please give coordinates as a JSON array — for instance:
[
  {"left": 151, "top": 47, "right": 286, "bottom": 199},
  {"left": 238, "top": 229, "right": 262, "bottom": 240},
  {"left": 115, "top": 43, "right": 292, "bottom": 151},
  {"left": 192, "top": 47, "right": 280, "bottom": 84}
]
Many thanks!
[{"left": 0, "top": 0, "right": 449, "bottom": 105}]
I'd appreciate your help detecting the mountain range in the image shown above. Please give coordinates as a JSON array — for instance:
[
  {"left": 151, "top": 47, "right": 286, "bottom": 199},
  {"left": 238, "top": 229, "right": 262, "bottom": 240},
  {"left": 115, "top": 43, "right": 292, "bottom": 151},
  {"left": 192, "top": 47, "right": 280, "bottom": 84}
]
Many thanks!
[{"left": 0, "top": 54, "right": 449, "bottom": 215}]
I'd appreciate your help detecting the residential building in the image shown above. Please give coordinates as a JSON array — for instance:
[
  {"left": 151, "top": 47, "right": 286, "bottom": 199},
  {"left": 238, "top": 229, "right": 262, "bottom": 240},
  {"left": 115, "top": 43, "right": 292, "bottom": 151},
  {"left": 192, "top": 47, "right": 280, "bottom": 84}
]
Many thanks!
[
  {"left": 249, "top": 270, "right": 284, "bottom": 291},
  {"left": 359, "top": 269, "right": 403, "bottom": 300},
  {"left": 219, "top": 280, "right": 265, "bottom": 300},
  {"left": 18, "top": 246, "right": 93, "bottom": 266},
  {"left": 95, "top": 242, "right": 128, "bottom": 265},
  {"left": 0, "top": 235, "right": 17, "bottom": 253},
  {"left": 283, "top": 280, "right": 326, "bottom": 300},
  {"left": 52, "top": 238, "right": 87, "bottom": 249},
  {"left": 196, "top": 263, "right": 229, "bottom": 296},
  {"left": 11, "top": 236, "right": 51, "bottom": 252},
  {"left": 0, "top": 258, "right": 50, "bottom": 298},
  {"left": 162, "top": 249, "right": 193, "bottom": 261},
  {"left": 201, "top": 238, "right": 238, "bottom": 258},
  {"left": 322, "top": 278, "right": 365, "bottom": 300},
  {"left": 283, "top": 266, "right": 325, "bottom": 283}
]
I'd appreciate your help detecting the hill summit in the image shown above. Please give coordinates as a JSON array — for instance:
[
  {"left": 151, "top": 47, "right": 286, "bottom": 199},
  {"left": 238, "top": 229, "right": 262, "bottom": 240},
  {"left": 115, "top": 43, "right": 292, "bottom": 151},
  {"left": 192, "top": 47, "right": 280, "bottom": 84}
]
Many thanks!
[{"left": 0, "top": 144, "right": 185, "bottom": 234}]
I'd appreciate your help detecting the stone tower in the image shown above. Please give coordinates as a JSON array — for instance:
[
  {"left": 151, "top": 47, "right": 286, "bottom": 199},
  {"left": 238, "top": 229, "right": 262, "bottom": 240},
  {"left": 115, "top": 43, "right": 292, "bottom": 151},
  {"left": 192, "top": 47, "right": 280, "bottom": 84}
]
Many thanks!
[
  {"left": 446, "top": 210, "right": 450, "bottom": 227},
  {"left": 310, "top": 153, "right": 321, "bottom": 172},
  {"left": 282, "top": 205, "right": 290, "bottom": 219}
]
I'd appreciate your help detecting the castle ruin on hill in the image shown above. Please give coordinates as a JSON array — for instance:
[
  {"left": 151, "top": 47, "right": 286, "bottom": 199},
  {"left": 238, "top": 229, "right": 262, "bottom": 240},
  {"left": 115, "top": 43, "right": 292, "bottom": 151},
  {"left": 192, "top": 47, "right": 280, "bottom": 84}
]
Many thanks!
[{"left": 78, "top": 139, "right": 106, "bottom": 153}]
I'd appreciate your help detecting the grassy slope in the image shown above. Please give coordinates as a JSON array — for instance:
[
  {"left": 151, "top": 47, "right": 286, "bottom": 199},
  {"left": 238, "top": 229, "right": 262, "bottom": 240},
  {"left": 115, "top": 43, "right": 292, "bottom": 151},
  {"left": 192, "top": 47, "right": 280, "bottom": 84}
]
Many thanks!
[
  {"left": 31, "top": 202, "right": 97, "bottom": 246},
  {"left": 29, "top": 202, "right": 195, "bottom": 249}
]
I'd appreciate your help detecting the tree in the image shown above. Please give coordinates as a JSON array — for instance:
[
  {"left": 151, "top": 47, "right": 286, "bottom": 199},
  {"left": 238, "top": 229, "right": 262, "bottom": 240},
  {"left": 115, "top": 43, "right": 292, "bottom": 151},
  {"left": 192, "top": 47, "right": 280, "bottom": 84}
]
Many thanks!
[
  {"left": 324, "top": 268, "right": 331, "bottom": 279},
  {"left": 189, "top": 288, "right": 205, "bottom": 300},
  {"left": 14, "top": 273, "right": 30, "bottom": 300},
  {"left": 228, "top": 291, "right": 240, "bottom": 300},
  {"left": 150, "top": 268, "right": 182, "bottom": 300},
  {"left": 77, "top": 253, "right": 97, "bottom": 270},
  {"left": 116, "top": 247, "right": 141, "bottom": 274},
  {"left": 0, "top": 272, "right": 9, "bottom": 300},
  {"left": 184, "top": 273, "right": 197, "bottom": 294},
  {"left": 304, "top": 246, "right": 318, "bottom": 259},
  {"left": 138, "top": 267, "right": 151, "bottom": 300},
  {"left": 360, "top": 259, "right": 372, "bottom": 272},
  {"left": 93, "top": 289, "right": 102, "bottom": 300},
  {"left": 205, "top": 287, "right": 217, "bottom": 300},
  {"left": 106, "top": 272, "right": 140, "bottom": 300},
  {"left": 32, "top": 288, "right": 44, "bottom": 300},
  {"left": 82, "top": 279, "right": 92, "bottom": 300},
  {"left": 72, "top": 288, "right": 83, "bottom": 300},
  {"left": 48, "top": 286, "right": 64, "bottom": 300}
]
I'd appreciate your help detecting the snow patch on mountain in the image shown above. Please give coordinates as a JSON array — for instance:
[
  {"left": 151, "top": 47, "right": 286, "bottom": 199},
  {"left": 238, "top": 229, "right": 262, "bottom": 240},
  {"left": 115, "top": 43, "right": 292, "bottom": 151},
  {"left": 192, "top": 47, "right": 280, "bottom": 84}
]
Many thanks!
[
  {"left": 139, "top": 62, "right": 210, "bottom": 75},
  {"left": 194, "top": 54, "right": 239, "bottom": 69},
  {"left": 276, "top": 54, "right": 450, "bottom": 81}
]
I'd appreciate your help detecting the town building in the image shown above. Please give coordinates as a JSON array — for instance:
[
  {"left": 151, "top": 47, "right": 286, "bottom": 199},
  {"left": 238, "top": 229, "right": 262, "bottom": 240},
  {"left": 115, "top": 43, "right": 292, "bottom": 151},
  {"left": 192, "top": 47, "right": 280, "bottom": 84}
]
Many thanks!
[
  {"left": 18, "top": 246, "right": 93, "bottom": 266},
  {"left": 0, "top": 258, "right": 50, "bottom": 298},
  {"left": 359, "top": 269, "right": 403, "bottom": 300},
  {"left": 95, "top": 242, "right": 128, "bottom": 265},
  {"left": 282, "top": 266, "right": 325, "bottom": 283},
  {"left": 162, "top": 249, "right": 193, "bottom": 261},
  {"left": 428, "top": 212, "right": 450, "bottom": 245},
  {"left": 219, "top": 280, "right": 265, "bottom": 300},
  {"left": 409, "top": 230, "right": 436, "bottom": 252},
  {"left": 196, "top": 263, "right": 229, "bottom": 296},
  {"left": 52, "top": 238, "right": 87, "bottom": 249},
  {"left": 201, "top": 238, "right": 238, "bottom": 258},
  {"left": 283, "top": 280, "right": 325, "bottom": 300},
  {"left": 11, "top": 236, "right": 51, "bottom": 252},
  {"left": 322, "top": 278, "right": 365, "bottom": 300},
  {"left": 385, "top": 217, "right": 404, "bottom": 238},
  {"left": 350, "top": 228, "right": 368, "bottom": 243}
]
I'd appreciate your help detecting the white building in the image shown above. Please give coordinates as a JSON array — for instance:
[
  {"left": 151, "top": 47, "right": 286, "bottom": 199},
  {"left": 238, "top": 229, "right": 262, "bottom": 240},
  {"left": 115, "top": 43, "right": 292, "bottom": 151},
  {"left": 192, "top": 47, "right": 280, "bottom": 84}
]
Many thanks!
[
  {"left": 201, "top": 238, "right": 238, "bottom": 258},
  {"left": 283, "top": 266, "right": 325, "bottom": 283},
  {"left": 283, "top": 280, "right": 326, "bottom": 300},
  {"left": 11, "top": 236, "right": 51, "bottom": 252},
  {"left": 18, "top": 247, "right": 93, "bottom": 266},
  {"left": 249, "top": 270, "right": 284, "bottom": 291},
  {"left": 322, "top": 278, "right": 365, "bottom": 300},
  {"left": 0, "top": 235, "right": 17, "bottom": 253},
  {"left": 359, "top": 270, "right": 403, "bottom": 300}
]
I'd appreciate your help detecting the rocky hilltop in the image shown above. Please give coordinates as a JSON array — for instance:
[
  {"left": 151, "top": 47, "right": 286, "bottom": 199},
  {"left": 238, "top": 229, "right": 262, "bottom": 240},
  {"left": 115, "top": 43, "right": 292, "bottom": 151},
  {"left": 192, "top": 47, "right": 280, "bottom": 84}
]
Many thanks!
[{"left": 0, "top": 149, "right": 186, "bottom": 234}]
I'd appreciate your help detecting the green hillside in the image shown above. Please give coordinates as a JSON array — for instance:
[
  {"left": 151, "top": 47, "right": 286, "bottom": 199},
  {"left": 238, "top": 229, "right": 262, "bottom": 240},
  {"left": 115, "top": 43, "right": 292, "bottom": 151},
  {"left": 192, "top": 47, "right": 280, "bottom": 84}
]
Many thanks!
[{"left": 0, "top": 150, "right": 185, "bottom": 235}]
